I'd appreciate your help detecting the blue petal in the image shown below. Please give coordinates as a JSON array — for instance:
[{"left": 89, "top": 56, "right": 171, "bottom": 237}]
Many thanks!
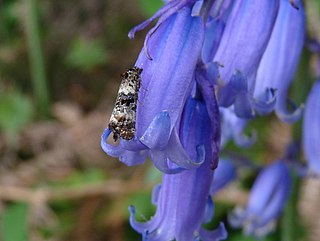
[
  {"left": 120, "top": 138, "right": 147, "bottom": 151},
  {"left": 247, "top": 161, "right": 290, "bottom": 215},
  {"left": 191, "top": 0, "right": 203, "bottom": 16},
  {"left": 218, "top": 71, "right": 277, "bottom": 118},
  {"left": 303, "top": 81, "right": 320, "bottom": 175},
  {"left": 213, "top": 0, "right": 279, "bottom": 86},
  {"left": 202, "top": 19, "right": 225, "bottom": 63},
  {"left": 150, "top": 149, "right": 185, "bottom": 174},
  {"left": 234, "top": 93, "right": 255, "bottom": 119},
  {"left": 128, "top": 0, "right": 180, "bottom": 39},
  {"left": 256, "top": 169, "right": 290, "bottom": 227},
  {"left": 151, "top": 184, "right": 161, "bottom": 205},
  {"left": 165, "top": 129, "right": 205, "bottom": 169},
  {"left": 119, "top": 150, "right": 148, "bottom": 166},
  {"left": 195, "top": 67, "right": 221, "bottom": 169},
  {"left": 251, "top": 88, "right": 277, "bottom": 115},
  {"left": 229, "top": 161, "right": 291, "bottom": 237},
  {"left": 135, "top": 8, "right": 205, "bottom": 137},
  {"left": 275, "top": 100, "right": 304, "bottom": 123},
  {"left": 218, "top": 70, "right": 246, "bottom": 108},
  {"left": 206, "top": 62, "right": 221, "bottom": 85},
  {"left": 140, "top": 111, "right": 171, "bottom": 150},
  {"left": 100, "top": 129, "right": 124, "bottom": 157},
  {"left": 208, "top": 0, "right": 233, "bottom": 19},
  {"left": 129, "top": 205, "right": 152, "bottom": 234},
  {"left": 202, "top": 196, "right": 215, "bottom": 224},
  {"left": 199, "top": 222, "right": 228, "bottom": 241},
  {"left": 254, "top": 0, "right": 305, "bottom": 123}
]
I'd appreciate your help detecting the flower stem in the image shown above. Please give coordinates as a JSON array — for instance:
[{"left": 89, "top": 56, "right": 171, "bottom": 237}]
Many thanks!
[{"left": 25, "top": 0, "right": 50, "bottom": 117}]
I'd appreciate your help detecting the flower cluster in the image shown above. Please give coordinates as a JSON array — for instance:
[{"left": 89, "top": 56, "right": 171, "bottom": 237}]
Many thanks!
[{"left": 100, "top": 0, "right": 314, "bottom": 240}]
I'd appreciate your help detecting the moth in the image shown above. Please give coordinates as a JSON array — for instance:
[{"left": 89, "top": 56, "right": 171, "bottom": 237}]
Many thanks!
[{"left": 108, "top": 66, "right": 143, "bottom": 141}]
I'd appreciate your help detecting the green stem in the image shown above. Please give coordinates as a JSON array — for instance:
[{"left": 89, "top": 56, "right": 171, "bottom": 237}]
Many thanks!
[{"left": 25, "top": 0, "right": 50, "bottom": 117}]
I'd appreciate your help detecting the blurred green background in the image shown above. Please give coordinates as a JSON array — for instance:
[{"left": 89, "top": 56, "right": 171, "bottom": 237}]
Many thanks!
[{"left": 0, "top": 0, "right": 318, "bottom": 240}]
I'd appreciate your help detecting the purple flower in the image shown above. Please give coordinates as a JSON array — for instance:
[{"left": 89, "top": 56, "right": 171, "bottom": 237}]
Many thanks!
[
  {"left": 229, "top": 161, "right": 291, "bottom": 238},
  {"left": 202, "top": 0, "right": 305, "bottom": 120},
  {"left": 303, "top": 80, "right": 320, "bottom": 175},
  {"left": 214, "top": 0, "right": 279, "bottom": 86},
  {"left": 101, "top": 2, "right": 207, "bottom": 173},
  {"left": 102, "top": 3, "right": 228, "bottom": 238},
  {"left": 212, "top": 0, "right": 280, "bottom": 118},
  {"left": 254, "top": 0, "right": 306, "bottom": 122},
  {"left": 129, "top": 87, "right": 226, "bottom": 241}
]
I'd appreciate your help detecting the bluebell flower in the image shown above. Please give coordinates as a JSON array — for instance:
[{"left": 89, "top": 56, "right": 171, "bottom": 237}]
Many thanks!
[
  {"left": 129, "top": 85, "right": 226, "bottom": 241},
  {"left": 303, "top": 80, "right": 320, "bottom": 175},
  {"left": 101, "top": 1, "right": 208, "bottom": 173},
  {"left": 229, "top": 161, "right": 291, "bottom": 238},
  {"left": 213, "top": 0, "right": 279, "bottom": 85},
  {"left": 101, "top": 3, "right": 229, "bottom": 238},
  {"left": 254, "top": 0, "right": 306, "bottom": 122},
  {"left": 211, "top": 0, "right": 280, "bottom": 118},
  {"left": 202, "top": 0, "right": 305, "bottom": 120}
]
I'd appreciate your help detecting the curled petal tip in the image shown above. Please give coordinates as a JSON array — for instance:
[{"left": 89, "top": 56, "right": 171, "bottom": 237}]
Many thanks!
[
  {"left": 128, "top": 26, "right": 139, "bottom": 39},
  {"left": 276, "top": 103, "right": 304, "bottom": 123},
  {"left": 151, "top": 150, "right": 185, "bottom": 174},
  {"left": 140, "top": 111, "right": 171, "bottom": 150},
  {"left": 165, "top": 131, "right": 205, "bottom": 170},
  {"left": 100, "top": 128, "right": 124, "bottom": 157},
  {"left": 252, "top": 88, "right": 277, "bottom": 115},
  {"left": 199, "top": 222, "right": 228, "bottom": 241},
  {"left": 128, "top": 205, "right": 135, "bottom": 214},
  {"left": 129, "top": 205, "right": 150, "bottom": 234}
]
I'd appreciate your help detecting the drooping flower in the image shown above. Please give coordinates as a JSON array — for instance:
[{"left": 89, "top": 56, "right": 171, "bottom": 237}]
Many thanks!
[
  {"left": 303, "top": 80, "right": 320, "bottom": 175},
  {"left": 212, "top": 0, "right": 280, "bottom": 118},
  {"left": 129, "top": 81, "right": 226, "bottom": 241},
  {"left": 101, "top": 1, "right": 207, "bottom": 173},
  {"left": 214, "top": 0, "right": 279, "bottom": 85},
  {"left": 202, "top": 0, "right": 305, "bottom": 120},
  {"left": 254, "top": 0, "right": 306, "bottom": 122},
  {"left": 229, "top": 160, "right": 291, "bottom": 238}
]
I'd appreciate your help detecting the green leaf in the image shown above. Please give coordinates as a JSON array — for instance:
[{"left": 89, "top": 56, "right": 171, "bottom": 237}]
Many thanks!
[
  {"left": 66, "top": 38, "right": 108, "bottom": 72},
  {"left": 138, "top": 0, "right": 164, "bottom": 17},
  {"left": 0, "top": 90, "right": 33, "bottom": 137},
  {"left": 1, "top": 203, "right": 29, "bottom": 241}
]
